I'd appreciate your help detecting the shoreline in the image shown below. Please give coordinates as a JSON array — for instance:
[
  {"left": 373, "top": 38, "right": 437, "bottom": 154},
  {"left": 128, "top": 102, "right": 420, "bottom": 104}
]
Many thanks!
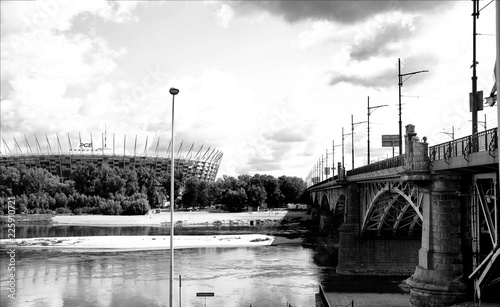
[{"left": 47, "top": 211, "right": 291, "bottom": 227}]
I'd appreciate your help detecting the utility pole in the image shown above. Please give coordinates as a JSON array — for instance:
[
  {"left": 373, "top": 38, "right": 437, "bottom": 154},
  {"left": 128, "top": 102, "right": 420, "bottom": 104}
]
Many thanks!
[
  {"left": 351, "top": 114, "right": 366, "bottom": 169},
  {"left": 332, "top": 140, "right": 340, "bottom": 178},
  {"left": 341, "top": 127, "right": 352, "bottom": 170},
  {"left": 367, "top": 96, "right": 388, "bottom": 164},
  {"left": 325, "top": 149, "right": 329, "bottom": 179},
  {"left": 471, "top": 0, "right": 480, "bottom": 136},
  {"left": 440, "top": 126, "right": 455, "bottom": 140},
  {"left": 479, "top": 114, "right": 487, "bottom": 131},
  {"left": 398, "top": 59, "right": 428, "bottom": 155},
  {"left": 320, "top": 155, "right": 324, "bottom": 182}
]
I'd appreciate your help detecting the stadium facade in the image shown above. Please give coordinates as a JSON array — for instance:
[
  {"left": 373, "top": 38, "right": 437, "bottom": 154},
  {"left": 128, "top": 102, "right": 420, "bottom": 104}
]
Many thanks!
[{"left": 0, "top": 133, "right": 223, "bottom": 181}]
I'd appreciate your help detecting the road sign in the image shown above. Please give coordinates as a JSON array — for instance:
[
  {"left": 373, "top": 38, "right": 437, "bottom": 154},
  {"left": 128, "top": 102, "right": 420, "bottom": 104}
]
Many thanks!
[
  {"left": 382, "top": 135, "right": 400, "bottom": 147},
  {"left": 470, "top": 91, "right": 484, "bottom": 111},
  {"left": 196, "top": 292, "right": 215, "bottom": 297}
]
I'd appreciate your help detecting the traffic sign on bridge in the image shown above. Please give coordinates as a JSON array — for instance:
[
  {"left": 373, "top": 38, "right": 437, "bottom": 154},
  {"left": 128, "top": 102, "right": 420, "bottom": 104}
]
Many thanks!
[
  {"left": 382, "top": 135, "right": 400, "bottom": 147},
  {"left": 196, "top": 292, "right": 215, "bottom": 297}
]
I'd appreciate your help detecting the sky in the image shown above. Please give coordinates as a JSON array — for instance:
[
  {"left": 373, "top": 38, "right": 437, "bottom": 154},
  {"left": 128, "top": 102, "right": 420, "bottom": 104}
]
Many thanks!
[{"left": 0, "top": 0, "right": 498, "bottom": 182}]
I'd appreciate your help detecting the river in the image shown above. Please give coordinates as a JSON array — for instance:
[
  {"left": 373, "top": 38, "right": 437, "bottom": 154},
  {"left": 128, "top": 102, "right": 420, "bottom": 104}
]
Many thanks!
[{"left": 0, "top": 225, "right": 330, "bottom": 307}]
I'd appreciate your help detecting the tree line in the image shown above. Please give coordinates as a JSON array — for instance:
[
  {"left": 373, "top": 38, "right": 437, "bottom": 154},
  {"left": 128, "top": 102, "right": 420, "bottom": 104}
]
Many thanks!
[{"left": 0, "top": 164, "right": 306, "bottom": 215}]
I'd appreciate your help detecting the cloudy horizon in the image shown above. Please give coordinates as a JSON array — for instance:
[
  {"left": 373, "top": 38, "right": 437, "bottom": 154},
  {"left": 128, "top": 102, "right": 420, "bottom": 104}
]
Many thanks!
[{"left": 1, "top": 0, "right": 497, "bottom": 180}]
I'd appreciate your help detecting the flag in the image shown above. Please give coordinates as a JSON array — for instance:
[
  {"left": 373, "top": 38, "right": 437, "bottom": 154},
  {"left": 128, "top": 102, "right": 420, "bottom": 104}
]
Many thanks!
[
  {"left": 486, "top": 61, "right": 497, "bottom": 106},
  {"left": 491, "top": 60, "right": 497, "bottom": 97}
]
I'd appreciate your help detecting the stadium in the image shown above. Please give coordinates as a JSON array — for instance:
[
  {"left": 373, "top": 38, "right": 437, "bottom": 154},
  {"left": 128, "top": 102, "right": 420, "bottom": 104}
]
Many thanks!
[{"left": 0, "top": 132, "right": 223, "bottom": 181}]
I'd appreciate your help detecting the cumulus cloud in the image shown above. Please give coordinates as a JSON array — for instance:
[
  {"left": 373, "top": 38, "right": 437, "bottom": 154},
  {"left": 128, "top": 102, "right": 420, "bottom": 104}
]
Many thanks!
[
  {"left": 349, "top": 14, "right": 418, "bottom": 61},
  {"left": 294, "top": 20, "right": 337, "bottom": 49},
  {"left": 0, "top": 1, "right": 139, "bottom": 140},
  {"left": 211, "top": 2, "right": 235, "bottom": 27},
  {"left": 0, "top": 0, "right": 140, "bottom": 33}
]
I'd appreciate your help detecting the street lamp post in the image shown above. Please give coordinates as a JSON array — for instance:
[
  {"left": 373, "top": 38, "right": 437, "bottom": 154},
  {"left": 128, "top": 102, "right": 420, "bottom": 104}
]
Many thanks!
[
  {"left": 332, "top": 140, "right": 340, "bottom": 178},
  {"left": 398, "top": 58, "right": 428, "bottom": 155},
  {"left": 440, "top": 126, "right": 455, "bottom": 140},
  {"left": 341, "top": 127, "right": 352, "bottom": 170},
  {"left": 351, "top": 115, "right": 367, "bottom": 170},
  {"left": 367, "top": 96, "right": 388, "bottom": 164},
  {"left": 168, "top": 87, "right": 179, "bottom": 307}
]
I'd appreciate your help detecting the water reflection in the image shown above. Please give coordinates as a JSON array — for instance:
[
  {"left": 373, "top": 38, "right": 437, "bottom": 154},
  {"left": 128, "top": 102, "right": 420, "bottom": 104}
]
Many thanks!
[
  {"left": 0, "top": 246, "right": 326, "bottom": 307},
  {"left": 0, "top": 225, "right": 288, "bottom": 239}
]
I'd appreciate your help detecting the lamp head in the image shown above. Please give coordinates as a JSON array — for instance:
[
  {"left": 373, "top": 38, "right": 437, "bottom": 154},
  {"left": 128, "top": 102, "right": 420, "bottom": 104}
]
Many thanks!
[{"left": 169, "top": 88, "right": 179, "bottom": 96}]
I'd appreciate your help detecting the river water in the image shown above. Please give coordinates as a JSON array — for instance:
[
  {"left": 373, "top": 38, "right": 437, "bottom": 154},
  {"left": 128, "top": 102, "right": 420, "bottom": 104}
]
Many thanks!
[{"left": 0, "top": 225, "right": 329, "bottom": 307}]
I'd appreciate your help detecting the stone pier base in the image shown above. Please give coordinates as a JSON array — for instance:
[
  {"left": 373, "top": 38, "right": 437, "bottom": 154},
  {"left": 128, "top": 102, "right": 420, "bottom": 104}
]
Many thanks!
[{"left": 407, "top": 174, "right": 467, "bottom": 306}]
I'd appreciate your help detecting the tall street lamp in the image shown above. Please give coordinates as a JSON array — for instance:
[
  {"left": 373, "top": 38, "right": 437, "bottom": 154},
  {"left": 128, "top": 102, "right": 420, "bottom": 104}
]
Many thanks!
[
  {"left": 440, "top": 126, "right": 455, "bottom": 140},
  {"left": 332, "top": 140, "right": 340, "bottom": 178},
  {"left": 168, "top": 87, "right": 179, "bottom": 307},
  {"left": 398, "top": 58, "right": 428, "bottom": 155},
  {"left": 351, "top": 114, "right": 366, "bottom": 170},
  {"left": 325, "top": 141, "right": 341, "bottom": 179},
  {"left": 341, "top": 127, "right": 352, "bottom": 170},
  {"left": 367, "top": 96, "right": 388, "bottom": 164}
]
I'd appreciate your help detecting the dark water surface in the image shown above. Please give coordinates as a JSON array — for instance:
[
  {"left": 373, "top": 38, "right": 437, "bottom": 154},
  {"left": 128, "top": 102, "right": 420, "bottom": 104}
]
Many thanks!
[{"left": 0, "top": 225, "right": 327, "bottom": 307}]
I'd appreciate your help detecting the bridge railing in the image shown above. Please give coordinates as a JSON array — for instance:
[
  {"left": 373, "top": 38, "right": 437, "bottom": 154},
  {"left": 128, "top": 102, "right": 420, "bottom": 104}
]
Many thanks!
[
  {"left": 347, "top": 154, "right": 405, "bottom": 176},
  {"left": 429, "top": 127, "right": 497, "bottom": 162}
]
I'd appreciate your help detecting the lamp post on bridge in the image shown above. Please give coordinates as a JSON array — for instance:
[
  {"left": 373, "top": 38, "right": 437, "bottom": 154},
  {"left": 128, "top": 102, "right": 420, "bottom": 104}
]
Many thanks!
[
  {"left": 325, "top": 141, "right": 341, "bottom": 179},
  {"left": 351, "top": 114, "right": 367, "bottom": 170},
  {"left": 342, "top": 127, "right": 352, "bottom": 171},
  {"left": 440, "top": 126, "right": 455, "bottom": 140},
  {"left": 398, "top": 58, "right": 429, "bottom": 155},
  {"left": 168, "top": 87, "right": 179, "bottom": 307},
  {"left": 367, "top": 96, "right": 388, "bottom": 164}
]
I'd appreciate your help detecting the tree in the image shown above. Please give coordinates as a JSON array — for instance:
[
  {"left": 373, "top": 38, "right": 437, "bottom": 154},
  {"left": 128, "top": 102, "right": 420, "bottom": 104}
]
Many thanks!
[
  {"left": 0, "top": 166, "right": 21, "bottom": 196},
  {"left": 97, "top": 165, "right": 126, "bottom": 197},
  {"left": 71, "top": 163, "right": 101, "bottom": 195},
  {"left": 246, "top": 184, "right": 266, "bottom": 208},
  {"left": 182, "top": 177, "right": 200, "bottom": 208},
  {"left": 220, "top": 188, "right": 247, "bottom": 212},
  {"left": 278, "top": 176, "right": 306, "bottom": 204},
  {"left": 259, "top": 174, "right": 283, "bottom": 208}
]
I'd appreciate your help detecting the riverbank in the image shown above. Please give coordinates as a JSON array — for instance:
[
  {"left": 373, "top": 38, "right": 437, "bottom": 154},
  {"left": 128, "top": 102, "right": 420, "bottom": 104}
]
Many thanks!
[
  {"left": 0, "top": 234, "right": 276, "bottom": 251},
  {"left": 52, "top": 211, "right": 289, "bottom": 226},
  {"left": 0, "top": 210, "right": 305, "bottom": 227}
]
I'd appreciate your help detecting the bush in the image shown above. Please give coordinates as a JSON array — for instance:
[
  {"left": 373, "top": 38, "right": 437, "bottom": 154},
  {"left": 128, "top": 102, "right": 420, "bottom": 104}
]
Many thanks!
[
  {"left": 100, "top": 199, "right": 123, "bottom": 215},
  {"left": 55, "top": 207, "right": 72, "bottom": 215},
  {"left": 121, "top": 195, "right": 150, "bottom": 215}
]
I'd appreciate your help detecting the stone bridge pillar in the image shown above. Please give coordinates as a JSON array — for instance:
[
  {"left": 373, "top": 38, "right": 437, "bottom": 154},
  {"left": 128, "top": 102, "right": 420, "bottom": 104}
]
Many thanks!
[
  {"left": 406, "top": 174, "right": 467, "bottom": 306},
  {"left": 336, "top": 182, "right": 360, "bottom": 275}
]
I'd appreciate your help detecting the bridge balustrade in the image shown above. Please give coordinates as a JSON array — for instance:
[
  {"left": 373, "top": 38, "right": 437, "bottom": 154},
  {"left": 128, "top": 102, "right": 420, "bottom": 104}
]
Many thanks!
[
  {"left": 346, "top": 154, "right": 405, "bottom": 176},
  {"left": 429, "top": 127, "right": 497, "bottom": 162}
]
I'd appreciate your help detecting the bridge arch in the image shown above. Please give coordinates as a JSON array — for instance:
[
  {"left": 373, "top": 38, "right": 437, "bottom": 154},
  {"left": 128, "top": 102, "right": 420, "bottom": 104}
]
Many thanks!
[
  {"left": 361, "top": 182, "right": 424, "bottom": 235},
  {"left": 320, "top": 195, "right": 330, "bottom": 213},
  {"left": 332, "top": 194, "right": 345, "bottom": 217}
]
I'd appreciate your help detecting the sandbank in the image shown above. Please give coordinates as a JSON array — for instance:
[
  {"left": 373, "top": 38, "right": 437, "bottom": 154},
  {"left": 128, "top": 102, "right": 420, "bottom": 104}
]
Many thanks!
[
  {"left": 0, "top": 234, "right": 275, "bottom": 251},
  {"left": 52, "top": 211, "right": 288, "bottom": 227}
]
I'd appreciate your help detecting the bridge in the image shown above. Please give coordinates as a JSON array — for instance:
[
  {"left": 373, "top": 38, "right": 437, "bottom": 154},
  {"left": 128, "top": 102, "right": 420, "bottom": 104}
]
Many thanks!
[{"left": 307, "top": 124, "right": 499, "bottom": 307}]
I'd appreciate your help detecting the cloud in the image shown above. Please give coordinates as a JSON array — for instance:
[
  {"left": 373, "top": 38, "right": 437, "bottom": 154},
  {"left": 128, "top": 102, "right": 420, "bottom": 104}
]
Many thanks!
[
  {"left": 0, "top": 1, "right": 139, "bottom": 139},
  {"left": 328, "top": 47, "right": 439, "bottom": 89},
  {"left": 0, "top": 0, "right": 140, "bottom": 34},
  {"left": 221, "top": 1, "right": 447, "bottom": 24},
  {"left": 329, "top": 68, "right": 395, "bottom": 88},
  {"left": 264, "top": 128, "right": 308, "bottom": 143},
  {"left": 208, "top": 2, "right": 235, "bottom": 27},
  {"left": 350, "top": 14, "right": 418, "bottom": 61},
  {"left": 294, "top": 20, "right": 338, "bottom": 49}
]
